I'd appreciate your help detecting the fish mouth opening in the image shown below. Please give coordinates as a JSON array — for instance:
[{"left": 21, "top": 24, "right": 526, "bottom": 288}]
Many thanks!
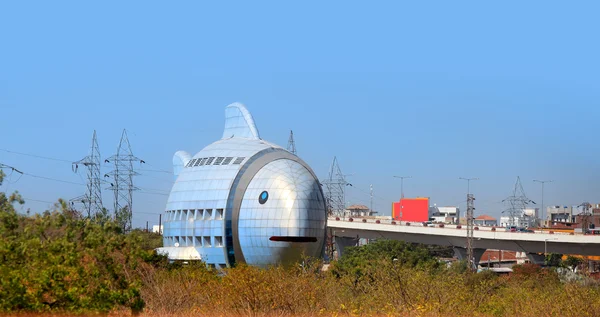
[{"left": 269, "top": 236, "right": 317, "bottom": 243}]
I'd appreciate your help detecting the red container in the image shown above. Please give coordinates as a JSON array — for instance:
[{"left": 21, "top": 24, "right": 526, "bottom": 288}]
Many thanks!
[{"left": 393, "top": 197, "right": 429, "bottom": 222}]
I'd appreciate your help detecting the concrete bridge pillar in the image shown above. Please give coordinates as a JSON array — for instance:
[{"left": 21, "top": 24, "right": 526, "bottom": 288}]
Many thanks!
[
  {"left": 453, "top": 247, "right": 486, "bottom": 269},
  {"left": 526, "top": 253, "right": 545, "bottom": 265},
  {"left": 334, "top": 236, "right": 359, "bottom": 258}
]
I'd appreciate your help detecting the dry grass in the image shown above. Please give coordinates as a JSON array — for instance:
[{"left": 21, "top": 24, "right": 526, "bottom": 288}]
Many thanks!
[{"left": 132, "top": 262, "right": 600, "bottom": 317}]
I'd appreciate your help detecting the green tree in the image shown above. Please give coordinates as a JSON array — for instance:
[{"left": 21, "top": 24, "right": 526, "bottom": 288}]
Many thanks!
[
  {"left": 563, "top": 255, "right": 583, "bottom": 272},
  {"left": 545, "top": 253, "right": 562, "bottom": 267},
  {"left": 0, "top": 174, "right": 168, "bottom": 313},
  {"left": 330, "top": 240, "right": 442, "bottom": 279}
]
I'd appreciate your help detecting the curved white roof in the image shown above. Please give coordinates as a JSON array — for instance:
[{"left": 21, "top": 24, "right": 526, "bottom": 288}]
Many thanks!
[{"left": 167, "top": 103, "right": 282, "bottom": 212}]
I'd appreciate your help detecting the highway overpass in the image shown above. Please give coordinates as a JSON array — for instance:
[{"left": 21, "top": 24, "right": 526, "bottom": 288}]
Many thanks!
[{"left": 328, "top": 218, "right": 600, "bottom": 264}]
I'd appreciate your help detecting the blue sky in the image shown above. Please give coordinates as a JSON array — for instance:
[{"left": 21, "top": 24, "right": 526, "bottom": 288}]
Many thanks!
[{"left": 1, "top": 1, "right": 599, "bottom": 227}]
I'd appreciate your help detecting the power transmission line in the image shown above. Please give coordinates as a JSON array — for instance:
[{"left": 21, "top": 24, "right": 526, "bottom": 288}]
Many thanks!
[
  {"left": 70, "top": 130, "right": 104, "bottom": 219},
  {"left": 502, "top": 176, "right": 535, "bottom": 227},
  {"left": 105, "top": 129, "right": 145, "bottom": 233},
  {"left": 323, "top": 156, "right": 351, "bottom": 217},
  {"left": 0, "top": 148, "right": 72, "bottom": 163},
  {"left": 22, "top": 173, "right": 84, "bottom": 186},
  {"left": 287, "top": 130, "right": 297, "bottom": 155}
]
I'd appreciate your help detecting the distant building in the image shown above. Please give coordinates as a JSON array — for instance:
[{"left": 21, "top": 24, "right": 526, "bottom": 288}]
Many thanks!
[
  {"left": 478, "top": 250, "right": 529, "bottom": 268},
  {"left": 159, "top": 103, "right": 326, "bottom": 268},
  {"left": 392, "top": 198, "right": 430, "bottom": 222},
  {"left": 346, "top": 204, "right": 376, "bottom": 217},
  {"left": 574, "top": 203, "right": 600, "bottom": 233},
  {"left": 523, "top": 208, "right": 539, "bottom": 219},
  {"left": 429, "top": 206, "right": 460, "bottom": 224},
  {"left": 500, "top": 214, "right": 537, "bottom": 228},
  {"left": 499, "top": 207, "right": 539, "bottom": 228},
  {"left": 547, "top": 206, "right": 575, "bottom": 224},
  {"left": 474, "top": 215, "right": 497, "bottom": 227},
  {"left": 152, "top": 225, "right": 163, "bottom": 234}
]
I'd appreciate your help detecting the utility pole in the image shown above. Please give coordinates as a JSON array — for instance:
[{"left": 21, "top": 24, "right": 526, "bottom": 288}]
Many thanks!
[
  {"left": 534, "top": 180, "right": 552, "bottom": 227},
  {"left": 459, "top": 177, "right": 478, "bottom": 196},
  {"left": 459, "top": 177, "right": 478, "bottom": 271},
  {"left": 370, "top": 184, "right": 373, "bottom": 215},
  {"left": 393, "top": 176, "right": 412, "bottom": 199},
  {"left": 466, "top": 193, "right": 475, "bottom": 271},
  {"left": 459, "top": 177, "right": 478, "bottom": 224}
]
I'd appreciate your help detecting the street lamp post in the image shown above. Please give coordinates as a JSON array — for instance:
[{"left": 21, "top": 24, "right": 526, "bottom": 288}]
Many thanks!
[
  {"left": 393, "top": 176, "right": 412, "bottom": 199},
  {"left": 459, "top": 177, "right": 479, "bottom": 195},
  {"left": 458, "top": 177, "right": 479, "bottom": 224},
  {"left": 534, "top": 180, "right": 553, "bottom": 227},
  {"left": 544, "top": 237, "right": 558, "bottom": 265}
]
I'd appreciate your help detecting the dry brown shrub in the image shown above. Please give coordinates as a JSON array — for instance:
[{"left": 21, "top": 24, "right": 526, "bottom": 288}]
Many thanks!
[{"left": 134, "top": 259, "right": 600, "bottom": 317}]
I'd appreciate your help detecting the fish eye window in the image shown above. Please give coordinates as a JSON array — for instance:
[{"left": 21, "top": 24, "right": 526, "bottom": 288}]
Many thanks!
[{"left": 259, "top": 191, "right": 269, "bottom": 204}]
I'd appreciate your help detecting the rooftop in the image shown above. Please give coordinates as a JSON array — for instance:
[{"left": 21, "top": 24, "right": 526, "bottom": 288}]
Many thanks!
[
  {"left": 347, "top": 204, "right": 369, "bottom": 210},
  {"left": 476, "top": 214, "right": 497, "bottom": 221}
]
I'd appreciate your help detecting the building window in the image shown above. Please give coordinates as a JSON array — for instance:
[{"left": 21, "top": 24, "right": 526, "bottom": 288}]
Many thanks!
[
  {"left": 215, "top": 236, "right": 223, "bottom": 247},
  {"left": 222, "top": 157, "right": 233, "bottom": 165},
  {"left": 187, "top": 236, "right": 193, "bottom": 246},
  {"left": 187, "top": 159, "right": 196, "bottom": 167},
  {"left": 214, "top": 157, "right": 224, "bottom": 165},
  {"left": 194, "top": 159, "right": 202, "bottom": 167},
  {"left": 187, "top": 210, "right": 194, "bottom": 220},
  {"left": 216, "top": 208, "right": 224, "bottom": 220},
  {"left": 233, "top": 157, "right": 245, "bottom": 165},
  {"left": 194, "top": 236, "right": 201, "bottom": 246},
  {"left": 206, "top": 157, "right": 215, "bottom": 165},
  {"left": 203, "top": 236, "right": 211, "bottom": 247},
  {"left": 194, "top": 209, "right": 202, "bottom": 220},
  {"left": 204, "top": 209, "right": 213, "bottom": 220}
]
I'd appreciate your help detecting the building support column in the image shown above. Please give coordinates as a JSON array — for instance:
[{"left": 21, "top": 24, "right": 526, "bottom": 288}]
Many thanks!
[
  {"left": 334, "top": 236, "right": 359, "bottom": 258},
  {"left": 453, "top": 247, "right": 486, "bottom": 269},
  {"left": 526, "top": 253, "right": 545, "bottom": 265}
]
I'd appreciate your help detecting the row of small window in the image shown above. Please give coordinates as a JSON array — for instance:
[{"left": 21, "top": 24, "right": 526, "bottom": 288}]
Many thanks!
[
  {"left": 185, "top": 156, "right": 245, "bottom": 168},
  {"left": 167, "top": 235, "right": 224, "bottom": 248},
  {"left": 165, "top": 209, "right": 224, "bottom": 221}
]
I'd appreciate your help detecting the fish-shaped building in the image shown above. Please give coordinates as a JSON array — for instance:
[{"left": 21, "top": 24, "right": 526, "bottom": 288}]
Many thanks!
[{"left": 158, "top": 103, "right": 327, "bottom": 268}]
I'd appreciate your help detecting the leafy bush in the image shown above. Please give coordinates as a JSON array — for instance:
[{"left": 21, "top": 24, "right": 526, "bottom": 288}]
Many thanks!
[{"left": 0, "top": 172, "right": 167, "bottom": 313}]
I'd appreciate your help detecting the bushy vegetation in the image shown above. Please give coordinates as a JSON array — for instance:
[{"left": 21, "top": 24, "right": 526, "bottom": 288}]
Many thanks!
[
  {"left": 138, "top": 255, "right": 600, "bottom": 317},
  {"left": 0, "top": 171, "right": 165, "bottom": 313},
  {"left": 2, "top": 170, "right": 600, "bottom": 316}
]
